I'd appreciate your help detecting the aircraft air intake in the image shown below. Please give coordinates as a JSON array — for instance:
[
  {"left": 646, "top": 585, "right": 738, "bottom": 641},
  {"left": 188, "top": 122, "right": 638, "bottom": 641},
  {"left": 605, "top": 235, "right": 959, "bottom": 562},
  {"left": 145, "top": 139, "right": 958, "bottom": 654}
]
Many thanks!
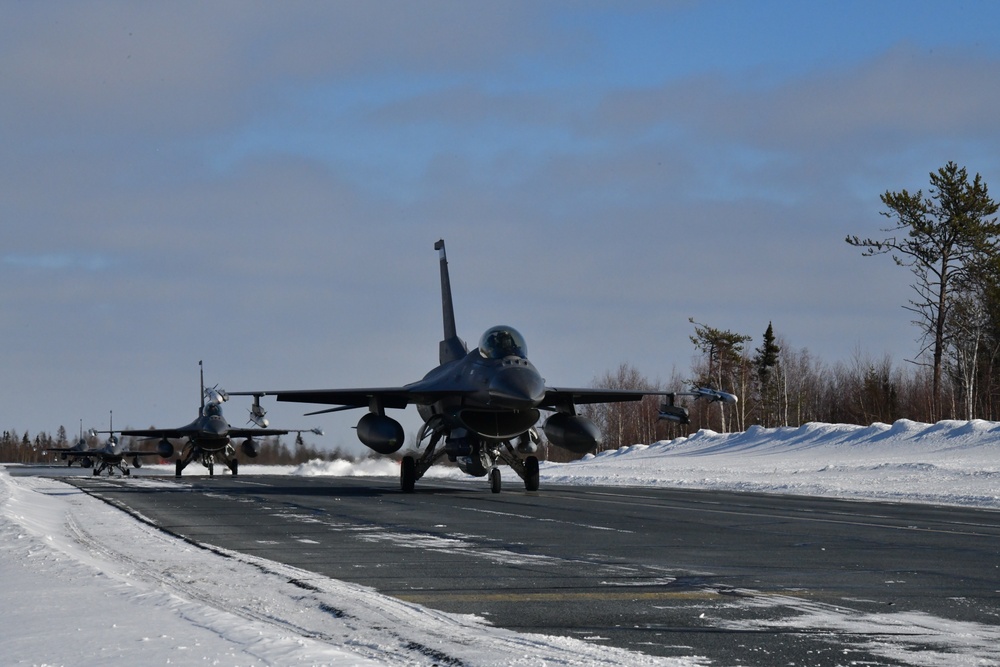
[{"left": 459, "top": 408, "right": 541, "bottom": 440}]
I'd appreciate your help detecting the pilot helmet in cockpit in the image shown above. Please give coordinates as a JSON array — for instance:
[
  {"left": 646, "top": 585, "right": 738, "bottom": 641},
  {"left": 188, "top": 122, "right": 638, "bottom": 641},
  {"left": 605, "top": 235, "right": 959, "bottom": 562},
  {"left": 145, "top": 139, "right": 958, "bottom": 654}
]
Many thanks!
[{"left": 478, "top": 325, "right": 527, "bottom": 359}]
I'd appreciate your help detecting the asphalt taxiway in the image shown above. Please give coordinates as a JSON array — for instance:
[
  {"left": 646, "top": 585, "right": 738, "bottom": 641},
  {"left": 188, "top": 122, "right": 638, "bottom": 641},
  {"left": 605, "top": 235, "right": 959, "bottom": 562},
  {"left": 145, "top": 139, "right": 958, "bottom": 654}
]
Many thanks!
[{"left": 42, "top": 471, "right": 1000, "bottom": 665}]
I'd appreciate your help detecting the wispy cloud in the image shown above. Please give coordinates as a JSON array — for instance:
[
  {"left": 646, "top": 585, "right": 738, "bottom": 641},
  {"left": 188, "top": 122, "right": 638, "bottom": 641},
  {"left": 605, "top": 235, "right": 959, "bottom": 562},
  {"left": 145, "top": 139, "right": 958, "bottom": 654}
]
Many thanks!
[{"left": 3, "top": 253, "right": 115, "bottom": 271}]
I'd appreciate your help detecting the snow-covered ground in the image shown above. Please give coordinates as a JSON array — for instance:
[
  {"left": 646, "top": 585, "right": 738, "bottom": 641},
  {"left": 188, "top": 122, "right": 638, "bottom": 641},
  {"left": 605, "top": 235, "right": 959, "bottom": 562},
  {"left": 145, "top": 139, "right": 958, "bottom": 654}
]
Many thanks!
[
  {"left": 543, "top": 419, "right": 1000, "bottom": 508},
  {"left": 3, "top": 419, "right": 1000, "bottom": 666},
  {"left": 294, "top": 419, "right": 1000, "bottom": 509}
]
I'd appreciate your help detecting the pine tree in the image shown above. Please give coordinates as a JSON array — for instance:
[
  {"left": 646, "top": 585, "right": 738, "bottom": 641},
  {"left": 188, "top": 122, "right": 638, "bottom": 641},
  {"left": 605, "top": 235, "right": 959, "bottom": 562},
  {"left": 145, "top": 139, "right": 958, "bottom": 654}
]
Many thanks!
[
  {"left": 754, "top": 322, "right": 781, "bottom": 426},
  {"left": 689, "top": 318, "right": 751, "bottom": 431},
  {"left": 847, "top": 162, "right": 1000, "bottom": 419}
]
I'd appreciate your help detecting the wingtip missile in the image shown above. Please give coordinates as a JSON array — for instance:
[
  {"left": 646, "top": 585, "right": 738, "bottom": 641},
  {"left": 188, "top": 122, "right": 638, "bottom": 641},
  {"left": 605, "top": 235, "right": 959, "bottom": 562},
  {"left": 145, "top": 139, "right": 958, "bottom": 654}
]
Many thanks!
[
  {"left": 693, "top": 387, "right": 738, "bottom": 404},
  {"left": 205, "top": 384, "right": 229, "bottom": 406}
]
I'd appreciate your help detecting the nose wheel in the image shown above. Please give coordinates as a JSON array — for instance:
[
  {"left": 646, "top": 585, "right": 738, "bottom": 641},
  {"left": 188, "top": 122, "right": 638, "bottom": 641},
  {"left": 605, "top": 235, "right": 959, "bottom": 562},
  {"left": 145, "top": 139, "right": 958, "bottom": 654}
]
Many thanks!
[{"left": 489, "top": 467, "right": 501, "bottom": 494}]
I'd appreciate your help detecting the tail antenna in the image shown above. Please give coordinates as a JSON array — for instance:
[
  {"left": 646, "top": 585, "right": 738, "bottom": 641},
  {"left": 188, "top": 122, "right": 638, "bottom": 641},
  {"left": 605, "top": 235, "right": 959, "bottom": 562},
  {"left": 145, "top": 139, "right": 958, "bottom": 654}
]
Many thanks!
[{"left": 434, "top": 239, "right": 467, "bottom": 363}]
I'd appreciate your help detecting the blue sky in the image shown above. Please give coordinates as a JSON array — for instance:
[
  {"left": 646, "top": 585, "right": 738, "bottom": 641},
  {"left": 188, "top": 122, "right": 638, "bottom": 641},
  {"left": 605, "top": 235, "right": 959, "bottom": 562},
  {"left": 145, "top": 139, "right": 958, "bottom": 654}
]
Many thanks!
[{"left": 3, "top": 1, "right": 999, "bottom": 451}]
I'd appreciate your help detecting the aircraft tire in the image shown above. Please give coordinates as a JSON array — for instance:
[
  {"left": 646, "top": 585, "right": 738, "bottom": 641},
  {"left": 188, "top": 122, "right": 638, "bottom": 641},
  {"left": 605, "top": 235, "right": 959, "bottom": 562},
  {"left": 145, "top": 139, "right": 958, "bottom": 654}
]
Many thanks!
[
  {"left": 400, "top": 456, "right": 416, "bottom": 493},
  {"left": 175, "top": 460, "right": 183, "bottom": 477},
  {"left": 490, "top": 468, "right": 501, "bottom": 494},
  {"left": 124, "top": 468, "right": 130, "bottom": 476},
  {"left": 524, "top": 456, "right": 539, "bottom": 491},
  {"left": 229, "top": 459, "right": 238, "bottom": 476},
  {"left": 92, "top": 468, "right": 99, "bottom": 476},
  {"left": 208, "top": 463, "right": 214, "bottom": 478}
]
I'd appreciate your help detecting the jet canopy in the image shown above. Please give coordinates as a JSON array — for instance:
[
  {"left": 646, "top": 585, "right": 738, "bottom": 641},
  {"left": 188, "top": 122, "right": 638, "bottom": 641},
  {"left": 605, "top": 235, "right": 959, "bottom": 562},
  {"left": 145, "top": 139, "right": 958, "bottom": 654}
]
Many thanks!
[{"left": 479, "top": 325, "right": 528, "bottom": 360}]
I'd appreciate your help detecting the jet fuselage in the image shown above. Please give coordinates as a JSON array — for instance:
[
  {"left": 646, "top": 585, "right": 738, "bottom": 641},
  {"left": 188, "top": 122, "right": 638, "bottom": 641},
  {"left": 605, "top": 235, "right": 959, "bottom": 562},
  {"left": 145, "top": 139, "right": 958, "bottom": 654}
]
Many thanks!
[{"left": 413, "top": 348, "right": 546, "bottom": 441}]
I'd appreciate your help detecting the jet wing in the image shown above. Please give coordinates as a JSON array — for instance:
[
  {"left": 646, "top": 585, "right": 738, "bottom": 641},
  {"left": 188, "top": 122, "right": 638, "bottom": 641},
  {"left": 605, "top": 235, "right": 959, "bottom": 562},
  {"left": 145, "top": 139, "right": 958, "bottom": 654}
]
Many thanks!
[
  {"left": 227, "top": 428, "right": 292, "bottom": 439},
  {"left": 540, "top": 387, "right": 676, "bottom": 409},
  {"left": 233, "top": 387, "right": 468, "bottom": 410},
  {"left": 116, "top": 428, "right": 193, "bottom": 439},
  {"left": 115, "top": 425, "right": 295, "bottom": 440},
  {"left": 541, "top": 386, "right": 737, "bottom": 409},
  {"left": 275, "top": 388, "right": 413, "bottom": 409}
]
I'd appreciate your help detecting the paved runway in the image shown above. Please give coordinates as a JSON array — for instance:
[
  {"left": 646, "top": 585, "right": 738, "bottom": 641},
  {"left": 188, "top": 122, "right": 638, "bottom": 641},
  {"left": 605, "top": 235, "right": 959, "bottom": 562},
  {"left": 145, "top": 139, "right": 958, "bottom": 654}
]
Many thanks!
[{"left": 53, "top": 471, "right": 1000, "bottom": 665}]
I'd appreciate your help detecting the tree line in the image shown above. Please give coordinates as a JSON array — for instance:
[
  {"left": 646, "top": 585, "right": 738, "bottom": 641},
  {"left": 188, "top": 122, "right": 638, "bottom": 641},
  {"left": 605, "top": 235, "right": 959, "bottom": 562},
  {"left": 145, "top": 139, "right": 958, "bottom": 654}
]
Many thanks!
[
  {"left": 564, "top": 162, "right": 1000, "bottom": 455},
  {"left": 570, "top": 324, "right": 948, "bottom": 457},
  {"left": 0, "top": 428, "right": 349, "bottom": 465}
]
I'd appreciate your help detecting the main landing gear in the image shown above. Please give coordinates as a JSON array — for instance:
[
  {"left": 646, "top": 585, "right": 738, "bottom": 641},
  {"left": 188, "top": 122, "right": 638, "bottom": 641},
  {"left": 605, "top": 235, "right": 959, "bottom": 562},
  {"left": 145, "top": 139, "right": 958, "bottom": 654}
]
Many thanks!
[
  {"left": 174, "top": 450, "right": 239, "bottom": 478},
  {"left": 91, "top": 462, "right": 131, "bottom": 477},
  {"left": 399, "top": 422, "right": 542, "bottom": 494}
]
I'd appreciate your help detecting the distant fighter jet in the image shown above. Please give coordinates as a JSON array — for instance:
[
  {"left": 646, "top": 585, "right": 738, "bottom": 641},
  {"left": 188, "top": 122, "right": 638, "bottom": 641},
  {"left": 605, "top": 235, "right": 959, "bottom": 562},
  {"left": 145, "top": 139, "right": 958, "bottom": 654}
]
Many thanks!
[
  {"left": 116, "top": 362, "right": 322, "bottom": 477},
  {"left": 47, "top": 414, "right": 163, "bottom": 476},
  {"left": 46, "top": 422, "right": 94, "bottom": 468},
  {"left": 235, "top": 240, "right": 736, "bottom": 494}
]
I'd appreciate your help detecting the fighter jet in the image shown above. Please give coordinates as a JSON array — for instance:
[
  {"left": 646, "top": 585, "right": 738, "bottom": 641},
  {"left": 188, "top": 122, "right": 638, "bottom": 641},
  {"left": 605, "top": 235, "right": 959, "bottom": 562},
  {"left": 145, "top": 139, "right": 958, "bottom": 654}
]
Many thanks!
[
  {"left": 46, "top": 422, "right": 94, "bottom": 468},
  {"left": 235, "top": 240, "right": 735, "bottom": 494},
  {"left": 47, "top": 414, "right": 164, "bottom": 476},
  {"left": 117, "top": 362, "right": 322, "bottom": 478}
]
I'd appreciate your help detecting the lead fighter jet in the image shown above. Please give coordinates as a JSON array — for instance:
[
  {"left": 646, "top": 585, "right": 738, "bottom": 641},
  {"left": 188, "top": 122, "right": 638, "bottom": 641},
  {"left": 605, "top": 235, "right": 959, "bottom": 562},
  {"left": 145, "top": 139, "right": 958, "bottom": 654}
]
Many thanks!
[{"left": 235, "top": 240, "right": 735, "bottom": 493}]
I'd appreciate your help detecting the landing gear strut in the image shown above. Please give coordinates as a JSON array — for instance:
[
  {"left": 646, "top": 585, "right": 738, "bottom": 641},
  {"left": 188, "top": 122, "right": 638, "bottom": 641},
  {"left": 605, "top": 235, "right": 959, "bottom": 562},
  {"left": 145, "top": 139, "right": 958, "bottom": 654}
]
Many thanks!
[
  {"left": 398, "top": 421, "right": 447, "bottom": 493},
  {"left": 398, "top": 422, "right": 542, "bottom": 494}
]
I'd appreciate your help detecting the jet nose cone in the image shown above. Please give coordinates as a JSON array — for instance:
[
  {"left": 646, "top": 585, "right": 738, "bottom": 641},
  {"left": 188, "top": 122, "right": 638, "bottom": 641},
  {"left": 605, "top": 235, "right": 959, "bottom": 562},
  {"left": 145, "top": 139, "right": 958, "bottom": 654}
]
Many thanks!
[{"left": 489, "top": 365, "right": 546, "bottom": 409}]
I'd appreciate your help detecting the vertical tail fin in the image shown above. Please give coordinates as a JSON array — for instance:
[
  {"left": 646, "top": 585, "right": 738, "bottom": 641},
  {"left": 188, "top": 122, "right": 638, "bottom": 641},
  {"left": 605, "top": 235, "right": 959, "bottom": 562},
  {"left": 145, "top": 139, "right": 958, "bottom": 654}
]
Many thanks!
[
  {"left": 199, "top": 360, "right": 205, "bottom": 413},
  {"left": 434, "top": 240, "right": 467, "bottom": 364}
]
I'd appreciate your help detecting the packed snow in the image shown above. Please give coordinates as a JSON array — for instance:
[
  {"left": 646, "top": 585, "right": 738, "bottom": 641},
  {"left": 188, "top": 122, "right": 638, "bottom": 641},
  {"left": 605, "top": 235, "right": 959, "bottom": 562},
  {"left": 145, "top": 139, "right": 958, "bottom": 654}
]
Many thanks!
[{"left": 3, "top": 419, "right": 1000, "bottom": 666}]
